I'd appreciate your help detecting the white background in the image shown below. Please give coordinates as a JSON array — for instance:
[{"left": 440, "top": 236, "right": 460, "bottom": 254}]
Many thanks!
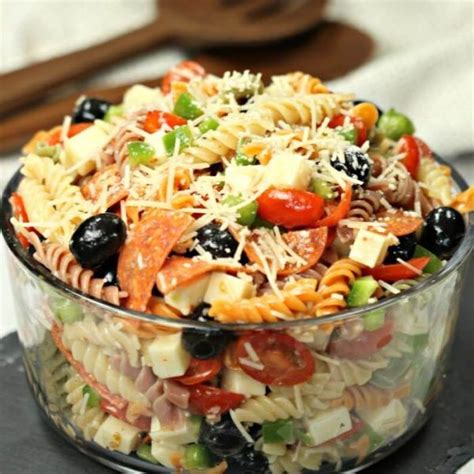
[{"left": 1, "top": 0, "right": 473, "bottom": 338}]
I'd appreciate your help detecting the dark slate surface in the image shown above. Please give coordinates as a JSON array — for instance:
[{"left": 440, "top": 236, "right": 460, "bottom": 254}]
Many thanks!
[{"left": 0, "top": 260, "right": 473, "bottom": 474}]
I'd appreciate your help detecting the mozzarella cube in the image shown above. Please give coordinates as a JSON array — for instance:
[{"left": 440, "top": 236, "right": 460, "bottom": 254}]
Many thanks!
[
  {"left": 204, "top": 272, "right": 255, "bottom": 304},
  {"left": 306, "top": 407, "right": 352, "bottom": 446},
  {"left": 150, "top": 416, "right": 200, "bottom": 444},
  {"left": 164, "top": 274, "right": 210, "bottom": 315},
  {"left": 64, "top": 123, "right": 110, "bottom": 176},
  {"left": 265, "top": 151, "right": 311, "bottom": 190},
  {"left": 222, "top": 369, "right": 266, "bottom": 396},
  {"left": 123, "top": 84, "right": 165, "bottom": 114},
  {"left": 151, "top": 441, "right": 185, "bottom": 469},
  {"left": 143, "top": 332, "right": 191, "bottom": 378},
  {"left": 93, "top": 416, "right": 140, "bottom": 454},
  {"left": 357, "top": 399, "right": 407, "bottom": 437},
  {"left": 349, "top": 229, "right": 392, "bottom": 268},
  {"left": 225, "top": 165, "right": 265, "bottom": 194}
]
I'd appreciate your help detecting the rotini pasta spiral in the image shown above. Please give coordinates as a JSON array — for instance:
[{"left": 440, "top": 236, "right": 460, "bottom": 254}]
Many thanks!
[
  {"left": 62, "top": 315, "right": 141, "bottom": 367},
  {"left": 32, "top": 240, "right": 127, "bottom": 305},
  {"left": 315, "top": 259, "right": 363, "bottom": 316},
  {"left": 209, "top": 279, "right": 321, "bottom": 323},
  {"left": 369, "top": 165, "right": 416, "bottom": 208},
  {"left": 233, "top": 393, "right": 303, "bottom": 424},
  {"left": 348, "top": 190, "right": 382, "bottom": 220},
  {"left": 64, "top": 373, "right": 108, "bottom": 441},
  {"left": 285, "top": 72, "right": 330, "bottom": 94},
  {"left": 19, "top": 154, "right": 91, "bottom": 244},
  {"left": 417, "top": 157, "right": 453, "bottom": 205}
]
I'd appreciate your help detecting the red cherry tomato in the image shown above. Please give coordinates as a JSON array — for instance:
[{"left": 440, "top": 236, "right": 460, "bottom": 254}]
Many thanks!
[
  {"left": 329, "top": 320, "right": 395, "bottom": 359},
  {"left": 235, "top": 331, "right": 315, "bottom": 386},
  {"left": 257, "top": 188, "right": 325, "bottom": 229},
  {"left": 100, "top": 399, "right": 151, "bottom": 431},
  {"left": 162, "top": 61, "right": 206, "bottom": 93},
  {"left": 364, "top": 257, "right": 430, "bottom": 282},
  {"left": 10, "top": 192, "right": 30, "bottom": 248},
  {"left": 173, "top": 358, "right": 222, "bottom": 385},
  {"left": 396, "top": 135, "right": 420, "bottom": 178},
  {"left": 144, "top": 111, "right": 187, "bottom": 133},
  {"left": 328, "top": 114, "right": 367, "bottom": 146},
  {"left": 188, "top": 385, "right": 245, "bottom": 415},
  {"left": 414, "top": 137, "right": 432, "bottom": 159},
  {"left": 316, "top": 184, "right": 353, "bottom": 227}
]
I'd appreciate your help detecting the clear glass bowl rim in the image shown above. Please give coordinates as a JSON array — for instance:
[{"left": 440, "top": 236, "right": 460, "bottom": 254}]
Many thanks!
[{"left": 1, "top": 155, "right": 472, "bottom": 332}]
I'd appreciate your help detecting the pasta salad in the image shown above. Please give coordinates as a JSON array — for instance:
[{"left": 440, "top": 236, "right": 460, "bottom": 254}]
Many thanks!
[{"left": 9, "top": 61, "right": 472, "bottom": 472}]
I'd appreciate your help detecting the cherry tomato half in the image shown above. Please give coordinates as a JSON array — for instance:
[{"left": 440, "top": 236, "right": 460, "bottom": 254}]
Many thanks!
[
  {"left": 329, "top": 320, "right": 394, "bottom": 359},
  {"left": 173, "top": 358, "right": 222, "bottom": 386},
  {"left": 144, "top": 111, "right": 187, "bottom": 133},
  {"left": 316, "top": 184, "right": 352, "bottom": 227},
  {"left": 162, "top": 61, "right": 206, "bottom": 93},
  {"left": 188, "top": 385, "right": 245, "bottom": 415},
  {"left": 364, "top": 257, "right": 430, "bottom": 282},
  {"left": 396, "top": 135, "right": 420, "bottom": 178},
  {"left": 100, "top": 399, "right": 151, "bottom": 431},
  {"left": 414, "top": 137, "right": 432, "bottom": 159},
  {"left": 257, "top": 188, "right": 325, "bottom": 229},
  {"left": 235, "top": 331, "right": 315, "bottom": 386}
]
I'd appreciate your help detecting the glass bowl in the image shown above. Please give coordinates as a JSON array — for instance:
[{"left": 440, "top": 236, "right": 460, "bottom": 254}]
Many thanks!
[{"left": 1, "top": 157, "right": 472, "bottom": 474}]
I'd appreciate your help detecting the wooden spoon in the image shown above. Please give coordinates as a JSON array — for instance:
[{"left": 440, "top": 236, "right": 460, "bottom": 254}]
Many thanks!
[
  {"left": 0, "top": 21, "right": 373, "bottom": 155},
  {"left": 0, "top": 0, "right": 327, "bottom": 117}
]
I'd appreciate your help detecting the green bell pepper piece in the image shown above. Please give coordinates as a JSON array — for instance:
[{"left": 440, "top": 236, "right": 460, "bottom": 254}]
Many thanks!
[
  {"left": 414, "top": 245, "right": 443, "bottom": 273},
  {"left": 310, "top": 178, "right": 334, "bottom": 199},
  {"left": 235, "top": 150, "right": 257, "bottom": 166},
  {"left": 137, "top": 444, "right": 158, "bottom": 464},
  {"left": 35, "top": 141, "right": 61, "bottom": 161},
  {"left": 198, "top": 117, "right": 219, "bottom": 134},
  {"left": 184, "top": 444, "right": 213, "bottom": 469},
  {"left": 378, "top": 108, "right": 415, "bottom": 141},
  {"left": 347, "top": 276, "right": 379, "bottom": 307},
  {"left": 163, "top": 125, "right": 193, "bottom": 155},
  {"left": 127, "top": 141, "right": 155, "bottom": 166},
  {"left": 263, "top": 419, "right": 295, "bottom": 444},
  {"left": 363, "top": 309, "right": 385, "bottom": 331},
  {"left": 173, "top": 92, "right": 203, "bottom": 120},
  {"left": 223, "top": 195, "right": 258, "bottom": 226},
  {"left": 104, "top": 104, "right": 123, "bottom": 123},
  {"left": 82, "top": 385, "right": 101, "bottom": 408},
  {"left": 338, "top": 127, "right": 357, "bottom": 144},
  {"left": 52, "top": 298, "right": 83, "bottom": 324}
]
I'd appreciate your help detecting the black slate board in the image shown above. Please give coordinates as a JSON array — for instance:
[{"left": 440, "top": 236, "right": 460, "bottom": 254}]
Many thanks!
[{"left": 1, "top": 260, "right": 473, "bottom": 474}]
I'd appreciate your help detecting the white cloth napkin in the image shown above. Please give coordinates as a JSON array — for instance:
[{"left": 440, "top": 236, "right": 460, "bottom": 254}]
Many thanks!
[{"left": 1, "top": 0, "right": 473, "bottom": 337}]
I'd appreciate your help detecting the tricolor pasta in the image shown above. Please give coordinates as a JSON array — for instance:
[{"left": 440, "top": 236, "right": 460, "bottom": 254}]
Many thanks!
[{"left": 7, "top": 62, "right": 471, "bottom": 472}]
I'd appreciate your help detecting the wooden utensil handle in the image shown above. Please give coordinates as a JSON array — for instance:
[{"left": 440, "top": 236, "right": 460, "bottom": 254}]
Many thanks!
[{"left": 0, "top": 20, "right": 171, "bottom": 117}]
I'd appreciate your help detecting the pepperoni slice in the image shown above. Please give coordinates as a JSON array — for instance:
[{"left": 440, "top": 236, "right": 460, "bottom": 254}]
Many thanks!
[
  {"left": 117, "top": 210, "right": 193, "bottom": 311},
  {"left": 376, "top": 211, "right": 423, "bottom": 236}
]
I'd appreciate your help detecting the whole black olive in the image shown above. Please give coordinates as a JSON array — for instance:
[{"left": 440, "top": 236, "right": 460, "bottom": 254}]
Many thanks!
[
  {"left": 419, "top": 207, "right": 466, "bottom": 257},
  {"left": 227, "top": 446, "right": 268, "bottom": 473},
  {"left": 385, "top": 233, "right": 417, "bottom": 263},
  {"left": 199, "top": 415, "right": 247, "bottom": 457},
  {"left": 330, "top": 146, "right": 371, "bottom": 186},
  {"left": 70, "top": 213, "right": 127, "bottom": 269},
  {"left": 196, "top": 224, "right": 238, "bottom": 259},
  {"left": 353, "top": 100, "right": 384, "bottom": 117},
  {"left": 94, "top": 255, "right": 119, "bottom": 286},
  {"left": 72, "top": 97, "right": 112, "bottom": 123}
]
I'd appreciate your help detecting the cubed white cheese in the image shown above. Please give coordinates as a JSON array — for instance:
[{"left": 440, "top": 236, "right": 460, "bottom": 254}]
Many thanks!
[
  {"left": 225, "top": 164, "right": 265, "bottom": 194},
  {"left": 222, "top": 369, "right": 266, "bottom": 396},
  {"left": 123, "top": 84, "right": 165, "bottom": 114},
  {"left": 150, "top": 416, "right": 200, "bottom": 444},
  {"left": 93, "top": 416, "right": 140, "bottom": 454},
  {"left": 349, "top": 229, "right": 392, "bottom": 268},
  {"left": 204, "top": 272, "right": 255, "bottom": 304},
  {"left": 151, "top": 441, "right": 185, "bottom": 469},
  {"left": 264, "top": 151, "right": 312, "bottom": 190},
  {"left": 164, "top": 274, "right": 210, "bottom": 315},
  {"left": 394, "top": 306, "right": 430, "bottom": 335},
  {"left": 142, "top": 332, "right": 191, "bottom": 378},
  {"left": 64, "top": 123, "right": 110, "bottom": 176},
  {"left": 305, "top": 407, "right": 352, "bottom": 446},
  {"left": 357, "top": 399, "right": 407, "bottom": 437}
]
